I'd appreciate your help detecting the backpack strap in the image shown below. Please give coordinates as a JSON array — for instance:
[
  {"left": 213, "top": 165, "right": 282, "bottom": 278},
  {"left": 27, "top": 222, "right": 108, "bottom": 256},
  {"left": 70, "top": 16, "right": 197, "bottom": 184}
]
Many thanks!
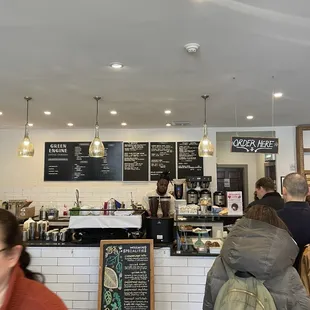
[{"left": 221, "top": 257, "right": 264, "bottom": 283}]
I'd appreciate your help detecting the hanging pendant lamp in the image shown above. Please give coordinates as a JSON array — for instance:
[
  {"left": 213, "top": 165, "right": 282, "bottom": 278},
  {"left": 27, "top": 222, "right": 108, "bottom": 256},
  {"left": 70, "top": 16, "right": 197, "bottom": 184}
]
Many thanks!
[
  {"left": 18, "top": 96, "right": 34, "bottom": 157},
  {"left": 198, "top": 94, "right": 214, "bottom": 157},
  {"left": 89, "top": 96, "right": 105, "bottom": 158}
]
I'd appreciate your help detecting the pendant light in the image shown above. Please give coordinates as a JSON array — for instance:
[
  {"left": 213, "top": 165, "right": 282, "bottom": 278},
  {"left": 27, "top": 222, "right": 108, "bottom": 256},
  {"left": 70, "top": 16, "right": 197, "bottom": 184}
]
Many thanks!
[
  {"left": 198, "top": 94, "right": 214, "bottom": 157},
  {"left": 89, "top": 96, "right": 105, "bottom": 158},
  {"left": 18, "top": 96, "right": 34, "bottom": 157}
]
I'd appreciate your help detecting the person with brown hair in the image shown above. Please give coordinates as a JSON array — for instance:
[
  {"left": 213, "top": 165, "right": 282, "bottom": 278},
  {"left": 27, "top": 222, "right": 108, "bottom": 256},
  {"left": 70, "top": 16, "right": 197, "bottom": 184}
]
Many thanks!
[
  {"left": 0, "top": 209, "right": 67, "bottom": 310},
  {"left": 203, "top": 205, "right": 310, "bottom": 310},
  {"left": 248, "top": 177, "right": 284, "bottom": 211}
]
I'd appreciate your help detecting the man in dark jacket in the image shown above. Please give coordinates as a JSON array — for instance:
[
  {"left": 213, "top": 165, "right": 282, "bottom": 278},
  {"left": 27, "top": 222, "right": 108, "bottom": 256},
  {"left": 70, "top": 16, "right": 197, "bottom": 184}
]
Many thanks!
[
  {"left": 278, "top": 173, "right": 310, "bottom": 270},
  {"left": 248, "top": 177, "right": 284, "bottom": 211}
]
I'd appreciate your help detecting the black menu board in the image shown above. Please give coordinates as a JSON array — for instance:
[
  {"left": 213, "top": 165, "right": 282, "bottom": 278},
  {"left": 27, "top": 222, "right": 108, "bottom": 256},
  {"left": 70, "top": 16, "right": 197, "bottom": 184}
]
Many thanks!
[
  {"left": 150, "top": 142, "right": 176, "bottom": 181},
  {"left": 177, "top": 141, "right": 203, "bottom": 178},
  {"left": 123, "top": 142, "right": 149, "bottom": 181},
  {"left": 99, "top": 240, "right": 154, "bottom": 310},
  {"left": 44, "top": 141, "right": 122, "bottom": 181}
]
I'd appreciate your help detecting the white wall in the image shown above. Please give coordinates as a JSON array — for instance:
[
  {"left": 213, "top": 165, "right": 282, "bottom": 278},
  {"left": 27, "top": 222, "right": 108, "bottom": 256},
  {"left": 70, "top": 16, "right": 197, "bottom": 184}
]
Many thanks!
[
  {"left": 0, "top": 126, "right": 295, "bottom": 211},
  {"left": 216, "top": 140, "right": 257, "bottom": 204}
]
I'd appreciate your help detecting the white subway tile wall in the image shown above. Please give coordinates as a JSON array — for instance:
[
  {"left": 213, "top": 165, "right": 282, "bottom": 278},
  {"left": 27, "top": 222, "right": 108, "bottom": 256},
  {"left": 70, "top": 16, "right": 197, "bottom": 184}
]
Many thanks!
[
  {"left": 0, "top": 183, "right": 160, "bottom": 214},
  {"left": 28, "top": 247, "right": 215, "bottom": 310}
]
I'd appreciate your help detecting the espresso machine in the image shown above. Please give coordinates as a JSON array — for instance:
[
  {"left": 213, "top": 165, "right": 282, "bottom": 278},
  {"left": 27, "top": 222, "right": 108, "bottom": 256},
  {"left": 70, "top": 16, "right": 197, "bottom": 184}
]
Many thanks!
[{"left": 186, "top": 176, "right": 212, "bottom": 205}]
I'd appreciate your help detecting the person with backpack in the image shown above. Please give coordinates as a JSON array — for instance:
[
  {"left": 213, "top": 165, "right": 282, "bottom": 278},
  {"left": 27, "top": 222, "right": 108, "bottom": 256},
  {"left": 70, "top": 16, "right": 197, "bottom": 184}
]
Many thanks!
[{"left": 203, "top": 205, "right": 310, "bottom": 310}]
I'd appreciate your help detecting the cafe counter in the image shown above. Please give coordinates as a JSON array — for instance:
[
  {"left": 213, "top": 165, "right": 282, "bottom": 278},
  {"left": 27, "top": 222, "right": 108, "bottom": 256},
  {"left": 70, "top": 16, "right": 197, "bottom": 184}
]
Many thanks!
[{"left": 27, "top": 243, "right": 215, "bottom": 310}]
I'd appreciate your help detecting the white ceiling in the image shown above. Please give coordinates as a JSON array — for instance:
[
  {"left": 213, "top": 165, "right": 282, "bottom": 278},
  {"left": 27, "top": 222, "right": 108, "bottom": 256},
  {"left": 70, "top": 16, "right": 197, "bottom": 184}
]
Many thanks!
[{"left": 0, "top": 0, "right": 310, "bottom": 129}]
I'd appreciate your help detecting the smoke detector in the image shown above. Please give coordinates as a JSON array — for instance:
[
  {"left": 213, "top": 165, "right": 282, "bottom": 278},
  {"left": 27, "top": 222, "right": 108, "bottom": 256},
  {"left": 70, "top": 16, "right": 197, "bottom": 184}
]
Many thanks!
[{"left": 184, "top": 43, "right": 200, "bottom": 53}]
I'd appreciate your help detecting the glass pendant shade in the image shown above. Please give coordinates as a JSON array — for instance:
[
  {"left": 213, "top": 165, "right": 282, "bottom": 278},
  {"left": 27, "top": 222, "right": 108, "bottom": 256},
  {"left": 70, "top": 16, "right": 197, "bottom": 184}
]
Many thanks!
[
  {"left": 18, "top": 134, "right": 34, "bottom": 157},
  {"left": 198, "top": 124, "right": 214, "bottom": 157},
  {"left": 89, "top": 96, "right": 105, "bottom": 158},
  {"left": 18, "top": 97, "right": 34, "bottom": 158},
  {"left": 89, "top": 125, "right": 105, "bottom": 158}
]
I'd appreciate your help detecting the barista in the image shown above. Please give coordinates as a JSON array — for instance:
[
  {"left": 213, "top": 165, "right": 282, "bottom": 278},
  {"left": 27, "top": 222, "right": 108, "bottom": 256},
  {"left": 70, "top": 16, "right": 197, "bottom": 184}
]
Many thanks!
[{"left": 143, "top": 171, "right": 175, "bottom": 216}]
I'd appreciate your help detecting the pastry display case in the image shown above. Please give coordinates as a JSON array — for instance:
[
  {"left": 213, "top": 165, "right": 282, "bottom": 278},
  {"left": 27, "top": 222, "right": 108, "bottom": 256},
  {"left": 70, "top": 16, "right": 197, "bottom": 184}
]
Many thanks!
[{"left": 171, "top": 205, "right": 241, "bottom": 256}]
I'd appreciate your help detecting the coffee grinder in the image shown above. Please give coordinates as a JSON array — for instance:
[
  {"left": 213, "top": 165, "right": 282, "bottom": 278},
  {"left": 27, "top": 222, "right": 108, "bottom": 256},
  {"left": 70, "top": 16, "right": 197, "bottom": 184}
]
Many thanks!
[
  {"left": 173, "top": 179, "right": 186, "bottom": 200},
  {"left": 146, "top": 196, "right": 174, "bottom": 245}
]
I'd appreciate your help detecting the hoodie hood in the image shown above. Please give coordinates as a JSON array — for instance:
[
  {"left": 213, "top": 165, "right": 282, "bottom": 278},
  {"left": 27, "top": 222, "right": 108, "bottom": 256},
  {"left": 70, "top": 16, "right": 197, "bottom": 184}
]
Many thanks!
[{"left": 221, "top": 218, "right": 298, "bottom": 280}]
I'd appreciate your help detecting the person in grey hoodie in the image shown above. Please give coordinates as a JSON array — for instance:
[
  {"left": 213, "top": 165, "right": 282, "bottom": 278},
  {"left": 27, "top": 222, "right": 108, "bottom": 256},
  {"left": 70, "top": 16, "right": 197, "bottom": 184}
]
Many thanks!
[{"left": 203, "top": 205, "right": 310, "bottom": 310}]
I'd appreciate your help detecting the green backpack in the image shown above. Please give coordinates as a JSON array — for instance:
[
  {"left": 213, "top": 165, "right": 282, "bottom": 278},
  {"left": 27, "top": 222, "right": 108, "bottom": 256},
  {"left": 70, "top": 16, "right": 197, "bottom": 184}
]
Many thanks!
[{"left": 214, "top": 259, "right": 277, "bottom": 310}]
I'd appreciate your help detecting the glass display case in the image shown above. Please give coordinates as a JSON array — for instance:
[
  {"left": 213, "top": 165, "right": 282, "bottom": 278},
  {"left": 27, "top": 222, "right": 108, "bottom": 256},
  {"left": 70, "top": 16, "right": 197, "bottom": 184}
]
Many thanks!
[{"left": 171, "top": 205, "right": 242, "bottom": 256}]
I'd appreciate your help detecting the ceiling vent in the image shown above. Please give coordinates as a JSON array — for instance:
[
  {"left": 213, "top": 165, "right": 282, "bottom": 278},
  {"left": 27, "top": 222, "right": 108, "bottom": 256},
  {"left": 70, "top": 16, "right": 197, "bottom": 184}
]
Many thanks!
[{"left": 171, "top": 121, "right": 191, "bottom": 127}]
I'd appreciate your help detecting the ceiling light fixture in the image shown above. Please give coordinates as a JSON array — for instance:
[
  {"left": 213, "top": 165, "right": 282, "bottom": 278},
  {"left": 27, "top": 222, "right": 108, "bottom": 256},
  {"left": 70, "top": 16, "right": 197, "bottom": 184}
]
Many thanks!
[
  {"left": 198, "top": 95, "right": 214, "bottom": 157},
  {"left": 110, "top": 62, "right": 124, "bottom": 69},
  {"left": 121, "top": 122, "right": 127, "bottom": 126},
  {"left": 0, "top": 112, "right": 2, "bottom": 115},
  {"left": 67, "top": 123, "right": 74, "bottom": 127},
  {"left": 28, "top": 123, "right": 33, "bottom": 127},
  {"left": 44, "top": 111, "right": 51, "bottom": 115},
  {"left": 164, "top": 110, "right": 171, "bottom": 115},
  {"left": 110, "top": 110, "right": 117, "bottom": 115},
  {"left": 89, "top": 96, "right": 105, "bottom": 158},
  {"left": 166, "top": 123, "right": 172, "bottom": 127},
  {"left": 18, "top": 96, "right": 34, "bottom": 158},
  {"left": 273, "top": 92, "right": 283, "bottom": 98},
  {"left": 246, "top": 115, "right": 254, "bottom": 120}
]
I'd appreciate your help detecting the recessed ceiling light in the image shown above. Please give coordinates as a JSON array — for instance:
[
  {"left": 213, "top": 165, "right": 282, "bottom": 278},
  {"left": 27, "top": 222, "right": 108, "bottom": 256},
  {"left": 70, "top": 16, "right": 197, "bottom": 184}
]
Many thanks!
[
  {"left": 44, "top": 111, "right": 51, "bottom": 115},
  {"left": 67, "top": 123, "right": 74, "bottom": 127},
  {"left": 121, "top": 122, "right": 127, "bottom": 126},
  {"left": 246, "top": 115, "right": 254, "bottom": 120},
  {"left": 110, "top": 110, "right": 117, "bottom": 115},
  {"left": 28, "top": 123, "right": 33, "bottom": 127},
  {"left": 166, "top": 123, "right": 172, "bottom": 127},
  {"left": 164, "top": 110, "right": 171, "bottom": 115},
  {"left": 110, "top": 62, "right": 124, "bottom": 69},
  {"left": 0, "top": 112, "right": 2, "bottom": 115},
  {"left": 273, "top": 92, "right": 283, "bottom": 98}
]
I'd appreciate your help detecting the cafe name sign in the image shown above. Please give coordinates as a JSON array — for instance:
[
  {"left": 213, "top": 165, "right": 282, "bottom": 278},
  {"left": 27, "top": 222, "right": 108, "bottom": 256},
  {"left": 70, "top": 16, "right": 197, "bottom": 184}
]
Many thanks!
[{"left": 231, "top": 137, "right": 279, "bottom": 154}]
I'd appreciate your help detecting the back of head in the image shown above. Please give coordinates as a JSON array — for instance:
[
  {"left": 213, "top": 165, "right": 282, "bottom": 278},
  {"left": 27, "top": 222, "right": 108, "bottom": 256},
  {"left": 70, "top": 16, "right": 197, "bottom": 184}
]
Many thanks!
[
  {"left": 159, "top": 170, "right": 171, "bottom": 183},
  {"left": 255, "top": 177, "right": 275, "bottom": 192},
  {"left": 283, "top": 173, "right": 309, "bottom": 200},
  {"left": 245, "top": 205, "right": 289, "bottom": 232},
  {"left": 0, "top": 209, "right": 44, "bottom": 282}
]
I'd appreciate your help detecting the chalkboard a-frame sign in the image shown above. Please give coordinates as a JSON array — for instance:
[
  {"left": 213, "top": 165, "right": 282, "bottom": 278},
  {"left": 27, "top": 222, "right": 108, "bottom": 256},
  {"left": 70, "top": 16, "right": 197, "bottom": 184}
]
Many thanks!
[{"left": 98, "top": 239, "right": 154, "bottom": 310}]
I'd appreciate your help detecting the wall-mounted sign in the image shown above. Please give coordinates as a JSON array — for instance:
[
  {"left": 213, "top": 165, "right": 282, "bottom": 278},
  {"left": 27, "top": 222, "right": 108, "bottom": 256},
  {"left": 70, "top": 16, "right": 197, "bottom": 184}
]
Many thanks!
[
  {"left": 231, "top": 137, "right": 279, "bottom": 154},
  {"left": 44, "top": 142, "right": 122, "bottom": 181}
]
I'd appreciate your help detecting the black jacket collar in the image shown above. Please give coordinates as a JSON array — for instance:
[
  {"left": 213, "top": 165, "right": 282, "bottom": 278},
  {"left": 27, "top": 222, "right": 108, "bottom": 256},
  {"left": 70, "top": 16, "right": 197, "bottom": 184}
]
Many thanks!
[
  {"left": 262, "top": 191, "right": 282, "bottom": 199},
  {"left": 284, "top": 201, "right": 309, "bottom": 209}
]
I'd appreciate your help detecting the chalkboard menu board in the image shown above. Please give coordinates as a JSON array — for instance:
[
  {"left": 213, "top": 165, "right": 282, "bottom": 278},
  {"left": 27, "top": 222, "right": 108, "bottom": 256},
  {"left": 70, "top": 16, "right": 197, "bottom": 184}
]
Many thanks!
[
  {"left": 150, "top": 142, "right": 176, "bottom": 181},
  {"left": 44, "top": 142, "right": 122, "bottom": 181},
  {"left": 177, "top": 141, "right": 203, "bottom": 178},
  {"left": 99, "top": 240, "right": 154, "bottom": 310},
  {"left": 123, "top": 142, "right": 149, "bottom": 181}
]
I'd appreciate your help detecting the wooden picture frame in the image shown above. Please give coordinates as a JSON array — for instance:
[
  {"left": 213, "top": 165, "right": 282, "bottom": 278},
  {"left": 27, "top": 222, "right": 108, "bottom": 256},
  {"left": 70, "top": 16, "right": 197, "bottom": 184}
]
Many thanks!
[
  {"left": 280, "top": 176, "right": 285, "bottom": 195},
  {"left": 98, "top": 239, "right": 154, "bottom": 310}
]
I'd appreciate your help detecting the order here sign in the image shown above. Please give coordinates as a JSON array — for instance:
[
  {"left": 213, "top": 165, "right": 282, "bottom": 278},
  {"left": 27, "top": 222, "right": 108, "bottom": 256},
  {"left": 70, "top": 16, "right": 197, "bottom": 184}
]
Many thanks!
[{"left": 231, "top": 137, "right": 279, "bottom": 154}]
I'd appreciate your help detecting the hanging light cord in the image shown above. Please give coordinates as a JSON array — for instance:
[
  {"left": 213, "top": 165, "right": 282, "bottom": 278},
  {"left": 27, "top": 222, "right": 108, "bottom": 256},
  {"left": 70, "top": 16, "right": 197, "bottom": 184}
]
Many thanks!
[
  {"left": 272, "top": 76, "right": 275, "bottom": 137},
  {"left": 234, "top": 104, "right": 239, "bottom": 136},
  {"left": 204, "top": 97, "right": 207, "bottom": 125},
  {"left": 95, "top": 98, "right": 99, "bottom": 126},
  {"left": 26, "top": 99, "right": 29, "bottom": 125}
]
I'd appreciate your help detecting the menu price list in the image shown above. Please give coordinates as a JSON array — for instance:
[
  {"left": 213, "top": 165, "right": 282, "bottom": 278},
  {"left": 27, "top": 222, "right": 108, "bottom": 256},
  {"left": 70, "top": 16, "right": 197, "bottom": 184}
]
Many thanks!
[
  {"left": 100, "top": 243, "right": 151, "bottom": 310},
  {"left": 44, "top": 142, "right": 122, "bottom": 181},
  {"left": 122, "top": 244, "right": 150, "bottom": 309},
  {"left": 177, "top": 141, "right": 203, "bottom": 178},
  {"left": 123, "top": 142, "right": 149, "bottom": 181},
  {"left": 150, "top": 142, "right": 176, "bottom": 181}
]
